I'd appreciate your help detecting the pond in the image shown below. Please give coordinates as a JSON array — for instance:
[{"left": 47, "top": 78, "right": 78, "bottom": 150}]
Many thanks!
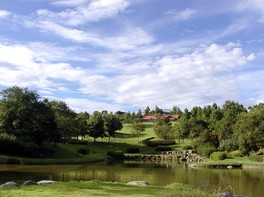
[{"left": 0, "top": 161, "right": 263, "bottom": 197}]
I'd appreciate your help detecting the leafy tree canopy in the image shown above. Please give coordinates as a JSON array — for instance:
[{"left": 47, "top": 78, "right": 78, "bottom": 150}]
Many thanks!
[{"left": 0, "top": 86, "right": 58, "bottom": 145}]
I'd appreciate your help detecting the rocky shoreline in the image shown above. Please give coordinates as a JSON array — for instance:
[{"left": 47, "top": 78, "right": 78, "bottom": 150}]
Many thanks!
[{"left": 0, "top": 180, "right": 56, "bottom": 189}]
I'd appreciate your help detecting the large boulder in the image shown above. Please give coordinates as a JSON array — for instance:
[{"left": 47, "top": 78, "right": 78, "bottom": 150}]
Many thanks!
[
  {"left": 22, "top": 180, "right": 38, "bottom": 186},
  {"left": 127, "top": 181, "right": 149, "bottom": 186},
  {"left": 0, "top": 181, "right": 20, "bottom": 189},
  {"left": 37, "top": 180, "right": 56, "bottom": 185}
]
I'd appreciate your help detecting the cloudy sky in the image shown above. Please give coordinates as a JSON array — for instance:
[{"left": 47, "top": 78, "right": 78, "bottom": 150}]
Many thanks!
[{"left": 0, "top": 0, "right": 263, "bottom": 113}]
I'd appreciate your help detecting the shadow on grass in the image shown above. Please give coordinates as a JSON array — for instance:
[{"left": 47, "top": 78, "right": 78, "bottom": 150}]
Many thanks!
[
  {"left": 89, "top": 141, "right": 155, "bottom": 153},
  {"left": 115, "top": 132, "right": 147, "bottom": 139}
]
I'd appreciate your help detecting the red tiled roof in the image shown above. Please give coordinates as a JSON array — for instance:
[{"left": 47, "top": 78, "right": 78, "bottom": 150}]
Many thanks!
[{"left": 142, "top": 115, "right": 157, "bottom": 120}]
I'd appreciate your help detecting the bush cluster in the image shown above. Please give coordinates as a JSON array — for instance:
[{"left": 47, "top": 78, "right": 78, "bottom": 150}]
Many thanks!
[
  {"left": 228, "top": 150, "right": 242, "bottom": 157},
  {"left": 210, "top": 151, "right": 227, "bottom": 160},
  {"left": 248, "top": 153, "right": 263, "bottom": 162},
  {"left": 196, "top": 145, "right": 217, "bottom": 158}
]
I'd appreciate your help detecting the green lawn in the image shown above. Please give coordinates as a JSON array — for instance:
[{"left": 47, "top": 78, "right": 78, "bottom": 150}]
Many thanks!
[
  {"left": 93, "top": 122, "right": 157, "bottom": 144},
  {"left": 0, "top": 180, "right": 217, "bottom": 197}
]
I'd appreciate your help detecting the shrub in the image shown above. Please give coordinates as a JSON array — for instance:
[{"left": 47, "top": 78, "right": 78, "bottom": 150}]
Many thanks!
[
  {"left": 107, "top": 151, "right": 124, "bottom": 160},
  {"left": 126, "top": 147, "right": 140, "bottom": 153},
  {"left": 228, "top": 150, "right": 242, "bottom": 157},
  {"left": 248, "top": 153, "right": 263, "bottom": 162},
  {"left": 219, "top": 139, "right": 238, "bottom": 152},
  {"left": 196, "top": 145, "right": 217, "bottom": 158},
  {"left": 78, "top": 148, "right": 90, "bottom": 155},
  {"left": 154, "top": 146, "right": 172, "bottom": 152},
  {"left": 210, "top": 151, "right": 227, "bottom": 160}
]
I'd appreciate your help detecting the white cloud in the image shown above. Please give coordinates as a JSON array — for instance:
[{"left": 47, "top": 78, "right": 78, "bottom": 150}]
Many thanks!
[
  {"left": 36, "top": 21, "right": 154, "bottom": 51},
  {"left": 0, "top": 42, "right": 84, "bottom": 92},
  {"left": 64, "top": 98, "right": 123, "bottom": 113},
  {"left": 166, "top": 8, "right": 197, "bottom": 21},
  {"left": 109, "top": 43, "right": 254, "bottom": 109},
  {"left": 0, "top": 39, "right": 257, "bottom": 112},
  {"left": 0, "top": 10, "right": 10, "bottom": 18},
  {"left": 52, "top": 0, "right": 88, "bottom": 7},
  {"left": 37, "top": 0, "right": 130, "bottom": 26},
  {"left": 237, "top": 0, "right": 264, "bottom": 23},
  {"left": 220, "top": 18, "right": 249, "bottom": 37}
]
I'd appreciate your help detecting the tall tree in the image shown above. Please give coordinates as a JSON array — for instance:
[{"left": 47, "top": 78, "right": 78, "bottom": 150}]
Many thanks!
[
  {"left": 154, "top": 118, "right": 175, "bottom": 141},
  {"left": 0, "top": 86, "right": 58, "bottom": 145},
  {"left": 171, "top": 106, "right": 182, "bottom": 115},
  {"left": 76, "top": 112, "right": 90, "bottom": 139},
  {"left": 144, "top": 106, "right": 151, "bottom": 115},
  {"left": 87, "top": 111, "right": 105, "bottom": 141},
  {"left": 130, "top": 120, "right": 145, "bottom": 143},
  {"left": 215, "top": 100, "right": 246, "bottom": 151},
  {"left": 154, "top": 105, "right": 163, "bottom": 115},
  {"left": 104, "top": 113, "right": 123, "bottom": 142},
  {"left": 49, "top": 100, "right": 78, "bottom": 141},
  {"left": 174, "top": 116, "right": 189, "bottom": 142},
  {"left": 234, "top": 106, "right": 264, "bottom": 155}
]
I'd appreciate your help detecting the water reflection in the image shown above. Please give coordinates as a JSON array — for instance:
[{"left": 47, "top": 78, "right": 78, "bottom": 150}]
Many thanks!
[{"left": 0, "top": 161, "right": 263, "bottom": 197}]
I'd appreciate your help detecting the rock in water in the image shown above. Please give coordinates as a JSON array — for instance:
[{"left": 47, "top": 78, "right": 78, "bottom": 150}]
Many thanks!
[
  {"left": 127, "top": 181, "right": 149, "bottom": 186},
  {"left": 0, "top": 182, "right": 20, "bottom": 189}
]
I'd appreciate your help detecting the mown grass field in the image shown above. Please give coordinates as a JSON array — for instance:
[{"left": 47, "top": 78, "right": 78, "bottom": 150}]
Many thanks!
[{"left": 0, "top": 180, "right": 217, "bottom": 197}]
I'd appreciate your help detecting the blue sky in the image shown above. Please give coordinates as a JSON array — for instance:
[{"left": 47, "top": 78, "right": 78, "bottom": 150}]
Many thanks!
[{"left": 0, "top": 0, "right": 263, "bottom": 113}]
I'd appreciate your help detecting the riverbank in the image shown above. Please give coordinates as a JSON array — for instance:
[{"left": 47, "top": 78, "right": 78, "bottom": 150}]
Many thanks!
[
  {"left": 0, "top": 180, "right": 218, "bottom": 197},
  {"left": 188, "top": 157, "right": 264, "bottom": 169}
]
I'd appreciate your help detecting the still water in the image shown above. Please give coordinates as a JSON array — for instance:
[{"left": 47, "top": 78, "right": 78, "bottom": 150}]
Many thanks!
[{"left": 0, "top": 161, "right": 263, "bottom": 197}]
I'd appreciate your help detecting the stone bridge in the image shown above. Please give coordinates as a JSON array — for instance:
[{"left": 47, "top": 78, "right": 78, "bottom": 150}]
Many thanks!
[{"left": 125, "top": 150, "right": 203, "bottom": 163}]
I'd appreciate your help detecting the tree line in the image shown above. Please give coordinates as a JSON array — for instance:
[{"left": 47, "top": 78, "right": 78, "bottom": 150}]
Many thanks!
[
  {"left": 0, "top": 86, "right": 123, "bottom": 146},
  {"left": 1, "top": 86, "right": 263, "bottom": 157},
  {"left": 135, "top": 102, "right": 264, "bottom": 157}
]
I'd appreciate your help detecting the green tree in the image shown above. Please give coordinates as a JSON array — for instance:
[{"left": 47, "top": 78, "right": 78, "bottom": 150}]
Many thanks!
[
  {"left": 87, "top": 111, "right": 105, "bottom": 141},
  {"left": 154, "top": 118, "right": 175, "bottom": 141},
  {"left": 76, "top": 112, "right": 90, "bottom": 139},
  {"left": 154, "top": 105, "right": 163, "bottom": 115},
  {"left": 144, "top": 106, "right": 151, "bottom": 115},
  {"left": 130, "top": 120, "right": 145, "bottom": 143},
  {"left": 174, "top": 116, "right": 189, "bottom": 142},
  {"left": 187, "top": 118, "right": 208, "bottom": 139},
  {"left": 50, "top": 100, "right": 78, "bottom": 141},
  {"left": 104, "top": 113, "right": 123, "bottom": 142},
  {"left": 234, "top": 106, "right": 264, "bottom": 155},
  {"left": 171, "top": 106, "right": 182, "bottom": 115},
  {"left": 136, "top": 108, "right": 142, "bottom": 118},
  {"left": 0, "top": 86, "right": 58, "bottom": 146},
  {"left": 214, "top": 100, "right": 246, "bottom": 151}
]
